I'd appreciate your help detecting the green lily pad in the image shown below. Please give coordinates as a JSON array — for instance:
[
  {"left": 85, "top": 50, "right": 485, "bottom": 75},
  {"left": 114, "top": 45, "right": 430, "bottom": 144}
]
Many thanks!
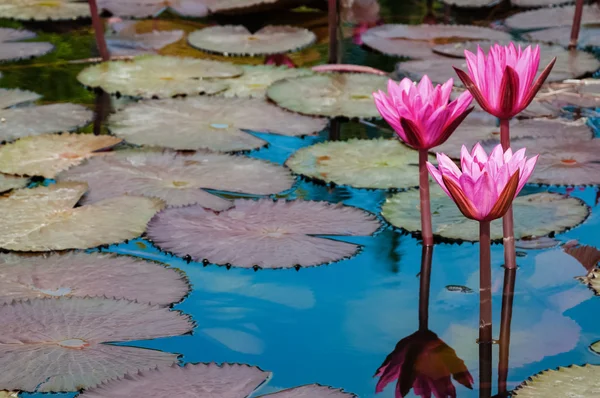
[
  {"left": 0, "top": 0, "right": 89, "bottom": 21},
  {"left": 513, "top": 365, "right": 600, "bottom": 397},
  {"left": 382, "top": 185, "right": 590, "bottom": 242},
  {"left": 218, "top": 65, "right": 314, "bottom": 99}
]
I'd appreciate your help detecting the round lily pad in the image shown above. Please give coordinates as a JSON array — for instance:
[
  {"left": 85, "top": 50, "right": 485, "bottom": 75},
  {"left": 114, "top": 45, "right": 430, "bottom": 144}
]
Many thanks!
[
  {"left": 80, "top": 363, "right": 270, "bottom": 398},
  {"left": 0, "top": 133, "right": 122, "bottom": 178},
  {"left": 0, "top": 182, "right": 164, "bottom": 251},
  {"left": 59, "top": 150, "right": 295, "bottom": 210},
  {"left": 524, "top": 26, "right": 600, "bottom": 48},
  {"left": 0, "top": 103, "right": 93, "bottom": 142},
  {"left": 0, "top": 28, "right": 53, "bottom": 61},
  {"left": 99, "top": 0, "right": 210, "bottom": 18},
  {"left": 0, "top": 252, "right": 189, "bottom": 305},
  {"left": 0, "top": 0, "right": 90, "bottom": 20},
  {"left": 481, "top": 137, "right": 600, "bottom": 186},
  {"left": 434, "top": 112, "right": 593, "bottom": 159},
  {"left": 147, "top": 198, "right": 381, "bottom": 268},
  {"left": 219, "top": 65, "right": 314, "bottom": 99},
  {"left": 108, "top": 96, "right": 326, "bottom": 152},
  {"left": 76, "top": 55, "right": 243, "bottom": 99},
  {"left": 0, "top": 173, "right": 29, "bottom": 193},
  {"left": 382, "top": 186, "right": 589, "bottom": 242},
  {"left": 0, "top": 297, "right": 193, "bottom": 392},
  {"left": 505, "top": 5, "right": 600, "bottom": 30},
  {"left": 513, "top": 365, "right": 600, "bottom": 397},
  {"left": 188, "top": 25, "right": 316, "bottom": 56},
  {"left": 0, "top": 88, "right": 41, "bottom": 108},
  {"left": 398, "top": 45, "right": 600, "bottom": 84},
  {"left": 267, "top": 73, "right": 389, "bottom": 118},
  {"left": 286, "top": 138, "right": 431, "bottom": 190},
  {"left": 260, "top": 385, "right": 357, "bottom": 397}
]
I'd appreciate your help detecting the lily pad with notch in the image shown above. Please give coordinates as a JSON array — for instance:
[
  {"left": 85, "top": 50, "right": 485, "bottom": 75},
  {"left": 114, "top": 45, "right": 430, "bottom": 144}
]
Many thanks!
[{"left": 513, "top": 365, "right": 600, "bottom": 397}]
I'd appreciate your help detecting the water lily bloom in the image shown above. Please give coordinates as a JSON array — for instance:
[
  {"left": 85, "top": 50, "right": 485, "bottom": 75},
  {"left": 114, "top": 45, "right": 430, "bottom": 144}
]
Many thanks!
[
  {"left": 427, "top": 143, "right": 538, "bottom": 222},
  {"left": 375, "top": 329, "right": 473, "bottom": 398},
  {"left": 373, "top": 76, "right": 473, "bottom": 150},
  {"left": 454, "top": 43, "right": 556, "bottom": 120}
]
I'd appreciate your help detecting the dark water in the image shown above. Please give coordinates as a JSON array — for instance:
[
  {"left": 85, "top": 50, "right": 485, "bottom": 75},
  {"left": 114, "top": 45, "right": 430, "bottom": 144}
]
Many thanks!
[{"left": 2, "top": 1, "right": 599, "bottom": 397}]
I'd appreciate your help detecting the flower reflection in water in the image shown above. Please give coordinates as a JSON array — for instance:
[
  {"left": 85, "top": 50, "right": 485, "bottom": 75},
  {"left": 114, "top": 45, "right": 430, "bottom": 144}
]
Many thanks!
[{"left": 374, "top": 247, "right": 474, "bottom": 398}]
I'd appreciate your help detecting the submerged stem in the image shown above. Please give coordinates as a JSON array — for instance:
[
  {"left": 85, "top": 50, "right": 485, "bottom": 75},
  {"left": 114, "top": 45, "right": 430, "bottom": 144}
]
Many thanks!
[
  {"left": 88, "top": 0, "right": 110, "bottom": 61},
  {"left": 500, "top": 118, "right": 517, "bottom": 270},
  {"left": 569, "top": 0, "right": 585, "bottom": 50},
  {"left": 498, "top": 267, "right": 517, "bottom": 397},
  {"left": 479, "top": 221, "right": 492, "bottom": 398},
  {"left": 419, "top": 150, "right": 434, "bottom": 246}
]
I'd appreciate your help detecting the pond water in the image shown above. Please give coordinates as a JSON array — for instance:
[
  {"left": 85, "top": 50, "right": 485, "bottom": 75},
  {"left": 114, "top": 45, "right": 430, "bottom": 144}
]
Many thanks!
[{"left": 1, "top": 0, "right": 599, "bottom": 397}]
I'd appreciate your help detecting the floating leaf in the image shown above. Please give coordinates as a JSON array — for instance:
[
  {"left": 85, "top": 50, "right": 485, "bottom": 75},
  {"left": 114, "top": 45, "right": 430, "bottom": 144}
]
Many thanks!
[
  {"left": 441, "top": 0, "right": 498, "bottom": 7},
  {"left": 0, "top": 28, "right": 53, "bottom": 61},
  {"left": 0, "top": 103, "right": 93, "bottom": 142},
  {"left": 188, "top": 25, "right": 316, "bottom": 56},
  {"left": 208, "top": 0, "right": 300, "bottom": 14},
  {"left": 0, "top": 0, "right": 90, "bottom": 20},
  {"left": 219, "top": 65, "right": 314, "bottom": 99},
  {"left": 77, "top": 55, "right": 243, "bottom": 99},
  {"left": 259, "top": 384, "right": 357, "bottom": 397},
  {"left": 399, "top": 45, "right": 600, "bottom": 84},
  {"left": 512, "top": 0, "right": 575, "bottom": 7},
  {"left": 0, "top": 87, "right": 41, "bottom": 108},
  {"left": 565, "top": 245, "right": 600, "bottom": 273},
  {"left": 382, "top": 186, "right": 589, "bottom": 241},
  {"left": 286, "top": 138, "right": 431, "bottom": 190},
  {"left": 99, "top": 0, "right": 210, "bottom": 18},
  {"left": 0, "top": 392, "right": 17, "bottom": 398},
  {"left": 434, "top": 112, "right": 592, "bottom": 159},
  {"left": 0, "top": 252, "right": 189, "bottom": 305},
  {"left": 0, "top": 297, "right": 193, "bottom": 392},
  {"left": 0, "top": 133, "right": 122, "bottom": 178},
  {"left": 0, "top": 182, "right": 164, "bottom": 251},
  {"left": 108, "top": 96, "right": 326, "bottom": 152},
  {"left": 505, "top": 5, "right": 600, "bottom": 30},
  {"left": 59, "top": 150, "right": 295, "bottom": 210},
  {"left": 107, "top": 28, "right": 185, "bottom": 57},
  {"left": 147, "top": 198, "right": 381, "bottom": 268},
  {"left": 80, "top": 363, "right": 270, "bottom": 397},
  {"left": 515, "top": 236, "right": 561, "bottom": 250},
  {"left": 267, "top": 73, "right": 389, "bottom": 118},
  {"left": 524, "top": 26, "right": 600, "bottom": 48},
  {"left": 0, "top": 173, "right": 29, "bottom": 193},
  {"left": 513, "top": 365, "right": 600, "bottom": 397},
  {"left": 481, "top": 137, "right": 600, "bottom": 186}
]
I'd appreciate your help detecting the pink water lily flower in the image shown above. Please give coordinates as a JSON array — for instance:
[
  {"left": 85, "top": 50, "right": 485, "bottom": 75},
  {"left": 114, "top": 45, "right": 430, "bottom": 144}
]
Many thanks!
[
  {"left": 373, "top": 76, "right": 473, "bottom": 150},
  {"left": 454, "top": 43, "right": 556, "bottom": 120},
  {"left": 427, "top": 143, "right": 538, "bottom": 222}
]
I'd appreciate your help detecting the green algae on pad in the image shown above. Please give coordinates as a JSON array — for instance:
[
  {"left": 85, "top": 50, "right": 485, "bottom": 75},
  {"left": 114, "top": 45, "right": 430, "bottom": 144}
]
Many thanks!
[
  {"left": 0, "top": 28, "right": 53, "bottom": 62},
  {"left": 109, "top": 96, "right": 326, "bottom": 152},
  {"left": 286, "top": 138, "right": 430, "bottom": 190},
  {"left": 504, "top": 4, "right": 600, "bottom": 30},
  {"left": 0, "top": 252, "right": 190, "bottom": 306},
  {"left": 267, "top": 73, "right": 389, "bottom": 118},
  {"left": 188, "top": 25, "right": 316, "bottom": 56},
  {"left": 382, "top": 185, "right": 589, "bottom": 242},
  {"left": 59, "top": 150, "right": 295, "bottom": 210},
  {"left": 0, "top": 182, "right": 164, "bottom": 251},
  {"left": 0, "top": 0, "right": 89, "bottom": 20},
  {"left": 0, "top": 133, "right": 122, "bottom": 178},
  {"left": 147, "top": 198, "right": 381, "bottom": 268},
  {"left": 0, "top": 297, "right": 193, "bottom": 392},
  {"left": 513, "top": 365, "right": 600, "bottom": 397},
  {"left": 77, "top": 55, "right": 243, "bottom": 98},
  {"left": 218, "top": 64, "right": 314, "bottom": 99}
]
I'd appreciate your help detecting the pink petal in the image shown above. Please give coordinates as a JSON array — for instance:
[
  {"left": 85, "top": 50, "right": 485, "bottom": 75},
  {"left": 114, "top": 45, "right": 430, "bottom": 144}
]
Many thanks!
[
  {"left": 418, "top": 75, "right": 434, "bottom": 98},
  {"left": 427, "top": 161, "right": 451, "bottom": 197}
]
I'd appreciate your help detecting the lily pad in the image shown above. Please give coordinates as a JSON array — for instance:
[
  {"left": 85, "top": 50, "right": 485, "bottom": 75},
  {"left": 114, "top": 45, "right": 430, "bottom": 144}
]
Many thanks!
[
  {"left": 0, "top": 88, "right": 41, "bottom": 108},
  {"left": 76, "top": 55, "right": 243, "bottom": 99},
  {"left": 0, "top": 297, "right": 193, "bottom": 392},
  {"left": 0, "top": 252, "right": 189, "bottom": 305},
  {"left": 207, "top": 0, "right": 302, "bottom": 14},
  {"left": 0, "top": 133, "right": 122, "bottom": 178},
  {"left": 524, "top": 26, "right": 600, "bottom": 48},
  {"left": 0, "top": 182, "right": 164, "bottom": 251},
  {"left": 0, "top": 0, "right": 90, "bottom": 20},
  {"left": 0, "top": 173, "right": 29, "bottom": 193},
  {"left": 106, "top": 26, "right": 184, "bottom": 57},
  {"left": 109, "top": 96, "right": 325, "bottom": 152},
  {"left": 434, "top": 112, "right": 592, "bottom": 159},
  {"left": 512, "top": 0, "right": 574, "bottom": 7},
  {"left": 0, "top": 103, "right": 93, "bottom": 142},
  {"left": 441, "top": 0, "right": 499, "bottom": 7},
  {"left": 188, "top": 25, "right": 316, "bottom": 56},
  {"left": 267, "top": 73, "right": 389, "bottom": 118},
  {"left": 504, "top": 5, "right": 600, "bottom": 30},
  {"left": 0, "top": 28, "right": 53, "bottom": 61},
  {"left": 219, "top": 65, "right": 314, "bottom": 99},
  {"left": 382, "top": 186, "right": 589, "bottom": 241},
  {"left": 513, "top": 365, "right": 600, "bottom": 397},
  {"left": 260, "top": 385, "right": 357, "bottom": 397},
  {"left": 99, "top": 0, "right": 210, "bottom": 18},
  {"left": 286, "top": 138, "right": 432, "bottom": 190},
  {"left": 59, "top": 150, "right": 295, "bottom": 210},
  {"left": 147, "top": 198, "right": 381, "bottom": 268},
  {"left": 399, "top": 45, "right": 600, "bottom": 84}
]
